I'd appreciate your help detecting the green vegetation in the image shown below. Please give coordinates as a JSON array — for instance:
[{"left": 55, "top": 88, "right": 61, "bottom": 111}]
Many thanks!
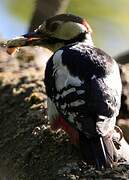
[
  {"left": 3, "top": 0, "right": 129, "bottom": 26},
  {"left": 4, "top": 0, "right": 35, "bottom": 22},
  {"left": 68, "top": 0, "right": 129, "bottom": 26}
]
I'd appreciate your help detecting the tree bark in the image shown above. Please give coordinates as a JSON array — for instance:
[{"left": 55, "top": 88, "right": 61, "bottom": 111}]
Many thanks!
[{"left": 28, "top": 0, "right": 69, "bottom": 32}]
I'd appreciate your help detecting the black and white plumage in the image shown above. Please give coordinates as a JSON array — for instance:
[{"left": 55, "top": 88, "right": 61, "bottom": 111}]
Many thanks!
[
  {"left": 7, "top": 14, "right": 122, "bottom": 169},
  {"left": 45, "top": 43, "right": 121, "bottom": 133},
  {"left": 44, "top": 42, "right": 122, "bottom": 168}
]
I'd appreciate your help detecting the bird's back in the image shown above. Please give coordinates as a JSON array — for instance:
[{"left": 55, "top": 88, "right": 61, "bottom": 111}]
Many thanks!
[{"left": 45, "top": 42, "right": 121, "bottom": 134}]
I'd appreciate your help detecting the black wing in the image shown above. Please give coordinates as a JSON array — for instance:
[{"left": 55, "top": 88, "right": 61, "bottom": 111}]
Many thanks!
[
  {"left": 44, "top": 43, "right": 122, "bottom": 169},
  {"left": 44, "top": 43, "right": 121, "bottom": 135}
]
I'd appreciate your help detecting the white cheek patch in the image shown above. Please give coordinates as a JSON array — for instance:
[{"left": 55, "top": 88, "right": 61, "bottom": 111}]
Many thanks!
[
  {"left": 47, "top": 97, "right": 59, "bottom": 122},
  {"left": 53, "top": 22, "right": 86, "bottom": 40},
  {"left": 51, "top": 21, "right": 93, "bottom": 46}
]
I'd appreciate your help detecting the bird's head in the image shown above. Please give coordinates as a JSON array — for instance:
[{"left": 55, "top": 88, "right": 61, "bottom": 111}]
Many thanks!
[{"left": 7, "top": 14, "right": 93, "bottom": 52}]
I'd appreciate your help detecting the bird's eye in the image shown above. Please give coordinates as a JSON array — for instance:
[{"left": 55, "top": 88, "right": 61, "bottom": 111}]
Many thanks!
[
  {"left": 48, "top": 21, "right": 61, "bottom": 32},
  {"left": 36, "top": 22, "right": 46, "bottom": 33}
]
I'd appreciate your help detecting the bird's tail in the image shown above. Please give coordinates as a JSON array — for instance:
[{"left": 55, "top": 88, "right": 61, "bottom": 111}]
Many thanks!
[{"left": 79, "top": 132, "right": 117, "bottom": 170}]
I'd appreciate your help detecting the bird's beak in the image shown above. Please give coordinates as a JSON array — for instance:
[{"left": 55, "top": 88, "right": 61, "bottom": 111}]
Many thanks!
[
  {"left": 6, "top": 31, "right": 49, "bottom": 55},
  {"left": 7, "top": 31, "right": 47, "bottom": 48}
]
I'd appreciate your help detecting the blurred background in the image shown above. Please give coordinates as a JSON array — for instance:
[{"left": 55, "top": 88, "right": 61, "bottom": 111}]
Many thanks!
[
  {"left": 0, "top": 0, "right": 129, "bottom": 56},
  {"left": 1, "top": 1, "right": 129, "bottom": 179}
]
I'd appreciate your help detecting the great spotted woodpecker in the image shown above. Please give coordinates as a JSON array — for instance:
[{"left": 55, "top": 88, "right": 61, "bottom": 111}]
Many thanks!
[{"left": 7, "top": 14, "right": 122, "bottom": 169}]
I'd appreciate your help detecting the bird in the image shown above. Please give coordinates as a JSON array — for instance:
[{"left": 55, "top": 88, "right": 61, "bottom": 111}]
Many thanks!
[{"left": 6, "top": 14, "right": 122, "bottom": 169}]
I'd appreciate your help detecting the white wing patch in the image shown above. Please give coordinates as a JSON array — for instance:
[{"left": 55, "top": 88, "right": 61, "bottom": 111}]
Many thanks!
[
  {"left": 103, "top": 60, "right": 122, "bottom": 98},
  {"left": 66, "top": 75, "right": 84, "bottom": 87},
  {"left": 70, "top": 99, "right": 85, "bottom": 107},
  {"left": 47, "top": 97, "right": 59, "bottom": 122},
  {"left": 61, "top": 87, "right": 76, "bottom": 97},
  {"left": 103, "top": 61, "right": 122, "bottom": 116},
  {"left": 52, "top": 50, "right": 84, "bottom": 91},
  {"left": 76, "top": 90, "right": 85, "bottom": 95}
]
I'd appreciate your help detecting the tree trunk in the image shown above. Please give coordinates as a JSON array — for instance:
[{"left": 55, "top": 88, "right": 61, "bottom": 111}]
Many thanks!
[
  {"left": 28, "top": 0, "right": 69, "bottom": 32},
  {"left": 115, "top": 51, "right": 129, "bottom": 64}
]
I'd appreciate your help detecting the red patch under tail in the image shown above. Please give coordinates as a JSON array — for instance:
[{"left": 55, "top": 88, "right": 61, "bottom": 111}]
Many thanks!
[{"left": 51, "top": 117, "right": 79, "bottom": 145}]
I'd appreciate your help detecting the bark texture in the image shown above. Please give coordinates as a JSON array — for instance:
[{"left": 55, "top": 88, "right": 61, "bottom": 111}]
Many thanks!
[{"left": 29, "top": 0, "right": 69, "bottom": 32}]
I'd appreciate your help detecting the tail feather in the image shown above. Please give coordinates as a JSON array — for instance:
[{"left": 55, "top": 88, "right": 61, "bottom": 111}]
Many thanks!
[{"left": 79, "top": 132, "right": 116, "bottom": 169}]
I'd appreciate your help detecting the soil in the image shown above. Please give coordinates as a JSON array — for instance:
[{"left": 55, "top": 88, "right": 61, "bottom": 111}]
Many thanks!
[{"left": 0, "top": 46, "right": 129, "bottom": 180}]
